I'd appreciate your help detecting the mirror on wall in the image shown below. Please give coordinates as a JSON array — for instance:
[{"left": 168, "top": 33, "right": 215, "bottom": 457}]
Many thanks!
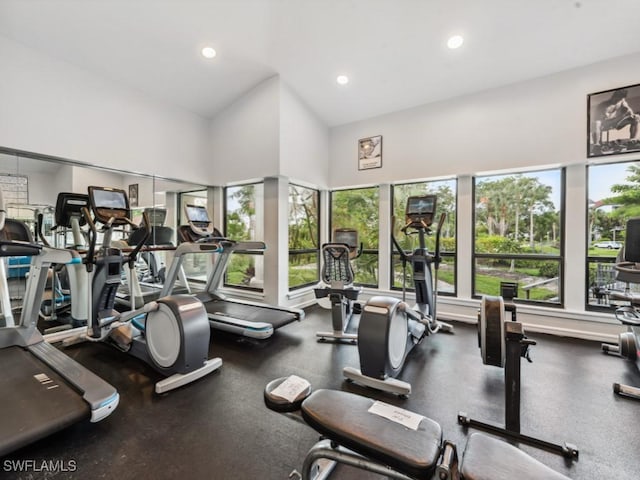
[{"left": 0, "top": 148, "right": 210, "bottom": 329}]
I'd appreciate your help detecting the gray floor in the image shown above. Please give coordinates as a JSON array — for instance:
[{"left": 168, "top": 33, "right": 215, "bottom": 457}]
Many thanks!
[{"left": 2, "top": 305, "right": 639, "bottom": 479}]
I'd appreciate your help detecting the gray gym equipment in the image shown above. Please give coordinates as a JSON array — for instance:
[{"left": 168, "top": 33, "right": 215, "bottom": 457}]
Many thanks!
[
  {"left": 160, "top": 204, "right": 304, "bottom": 340},
  {"left": 263, "top": 377, "right": 572, "bottom": 480},
  {"left": 458, "top": 289, "right": 578, "bottom": 459},
  {"left": 314, "top": 228, "right": 362, "bottom": 343},
  {"left": 0, "top": 188, "right": 119, "bottom": 456},
  {"left": 344, "top": 194, "right": 453, "bottom": 397},
  {"left": 53, "top": 186, "right": 221, "bottom": 394},
  {"left": 601, "top": 217, "right": 640, "bottom": 400}
]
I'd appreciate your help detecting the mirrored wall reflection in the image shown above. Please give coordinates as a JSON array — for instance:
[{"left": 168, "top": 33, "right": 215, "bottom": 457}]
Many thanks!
[{"left": 0, "top": 149, "right": 210, "bottom": 330}]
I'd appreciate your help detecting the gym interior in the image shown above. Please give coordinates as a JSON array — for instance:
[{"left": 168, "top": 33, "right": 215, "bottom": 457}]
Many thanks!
[{"left": 1, "top": 2, "right": 640, "bottom": 479}]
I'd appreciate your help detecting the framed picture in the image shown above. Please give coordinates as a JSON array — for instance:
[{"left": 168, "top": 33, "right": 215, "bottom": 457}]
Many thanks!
[
  {"left": 358, "top": 135, "right": 383, "bottom": 170},
  {"left": 128, "top": 183, "right": 139, "bottom": 207},
  {"left": 588, "top": 83, "right": 640, "bottom": 157}
]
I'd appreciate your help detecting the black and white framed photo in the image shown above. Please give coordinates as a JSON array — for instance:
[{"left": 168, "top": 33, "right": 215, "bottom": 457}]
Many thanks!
[
  {"left": 358, "top": 135, "right": 383, "bottom": 170},
  {"left": 588, "top": 83, "right": 640, "bottom": 157},
  {"left": 128, "top": 183, "right": 139, "bottom": 207}
]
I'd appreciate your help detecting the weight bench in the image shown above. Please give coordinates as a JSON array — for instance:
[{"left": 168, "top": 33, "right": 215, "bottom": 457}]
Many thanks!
[{"left": 264, "top": 377, "right": 572, "bottom": 480}]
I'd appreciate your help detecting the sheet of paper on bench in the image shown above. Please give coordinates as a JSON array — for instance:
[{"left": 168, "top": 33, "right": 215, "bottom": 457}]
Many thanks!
[
  {"left": 368, "top": 401, "right": 424, "bottom": 430},
  {"left": 270, "top": 375, "right": 311, "bottom": 403}
]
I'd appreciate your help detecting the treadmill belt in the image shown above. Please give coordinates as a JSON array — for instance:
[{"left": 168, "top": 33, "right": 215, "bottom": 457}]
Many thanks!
[
  {"left": 0, "top": 346, "right": 90, "bottom": 456},
  {"left": 204, "top": 300, "right": 298, "bottom": 329}
]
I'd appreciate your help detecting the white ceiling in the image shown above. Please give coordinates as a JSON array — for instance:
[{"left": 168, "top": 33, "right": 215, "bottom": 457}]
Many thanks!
[{"left": 1, "top": 0, "right": 640, "bottom": 127}]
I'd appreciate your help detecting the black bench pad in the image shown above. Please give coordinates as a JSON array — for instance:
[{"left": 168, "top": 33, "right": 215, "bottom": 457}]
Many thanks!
[
  {"left": 461, "top": 433, "right": 571, "bottom": 480},
  {"left": 301, "top": 389, "right": 442, "bottom": 479}
]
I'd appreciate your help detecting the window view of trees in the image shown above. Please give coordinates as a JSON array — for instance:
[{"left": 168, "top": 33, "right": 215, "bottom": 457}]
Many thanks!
[
  {"left": 330, "top": 187, "right": 379, "bottom": 286},
  {"left": 392, "top": 180, "right": 456, "bottom": 294},
  {"left": 289, "top": 185, "right": 319, "bottom": 289},
  {"left": 587, "top": 161, "right": 640, "bottom": 308},
  {"left": 224, "top": 183, "right": 264, "bottom": 290},
  {"left": 474, "top": 170, "right": 563, "bottom": 304}
]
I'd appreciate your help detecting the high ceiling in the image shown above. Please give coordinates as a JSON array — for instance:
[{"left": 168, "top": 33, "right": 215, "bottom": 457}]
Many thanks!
[{"left": 1, "top": 0, "right": 639, "bottom": 126}]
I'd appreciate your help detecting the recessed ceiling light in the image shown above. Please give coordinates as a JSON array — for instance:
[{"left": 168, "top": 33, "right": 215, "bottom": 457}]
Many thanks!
[
  {"left": 447, "top": 35, "right": 464, "bottom": 49},
  {"left": 336, "top": 75, "right": 349, "bottom": 85},
  {"left": 201, "top": 47, "right": 217, "bottom": 59}
]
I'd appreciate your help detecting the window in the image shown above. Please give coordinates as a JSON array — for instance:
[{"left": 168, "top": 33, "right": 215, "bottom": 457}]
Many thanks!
[
  {"left": 586, "top": 161, "right": 640, "bottom": 310},
  {"left": 392, "top": 179, "right": 457, "bottom": 295},
  {"left": 473, "top": 169, "right": 564, "bottom": 305},
  {"left": 224, "top": 183, "right": 264, "bottom": 291},
  {"left": 330, "top": 187, "right": 379, "bottom": 287},
  {"left": 289, "top": 185, "right": 320, "bottom": 289}
]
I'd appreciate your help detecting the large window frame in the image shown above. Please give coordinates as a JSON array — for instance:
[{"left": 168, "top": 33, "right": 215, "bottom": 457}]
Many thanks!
[
  {"left": 329, "top": 186, "right": 379, "bottom": 288},
  {"left": 391, "top": 179, "right": 457, "bottom": 297},
  {"left": 288, "top": 184, "right": 320, "bottom": 290},
  {"left": 586, "top": 160, "right": 640, "bottom": 311},
  {"left": 472, "top": 168, "right": 565, "bottom": 307},
  {"left": 223, "top": 182, "right": 265, "bottom": 292}
]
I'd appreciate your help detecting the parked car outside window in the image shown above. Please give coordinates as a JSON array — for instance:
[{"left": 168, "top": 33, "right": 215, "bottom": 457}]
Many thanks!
[{"left": 593, "top": 241, "right": 622, "bottom": 249}]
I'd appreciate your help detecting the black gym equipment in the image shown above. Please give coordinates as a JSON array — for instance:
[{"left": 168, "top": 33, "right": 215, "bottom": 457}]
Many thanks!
[
  {"left": 458, "top": 288, "right": 579, "bottom": 459},
  {"left": 314, "top": 228, "right": 362, "bottom": 343},
  {"left": 160, "top": 204, "right": 304, "bottom": 340},
  {"left": 53, "top": 186, "right": 221, "bottom": 394},
  {"left": 0, "top": 188, "right": 119, "bottom": 457},
  {"left": 601, "top": 217, "right": 640, "bottom": 400},
  {"left": 264, "top": 376, "right": 572, "bottom": 480},
  {"left": 343, "top": 194, "right": 453, "bottom": 396}
]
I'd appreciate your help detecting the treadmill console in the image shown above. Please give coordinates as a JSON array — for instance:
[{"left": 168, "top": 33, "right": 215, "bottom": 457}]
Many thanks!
[
  {"left": 88, "top": 186, "right": 130, "bottom": 225},
  {"left": 405, "top": 195, "right": 437, "bottom": 227},
  {"left": 185, "top": 204, "right": 214, "bottom": 236}
]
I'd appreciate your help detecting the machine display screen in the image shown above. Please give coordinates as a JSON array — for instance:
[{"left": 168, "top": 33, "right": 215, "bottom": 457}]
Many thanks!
[
  {"left": 333, "top": 229, "right": 357, "bottom": 248},
  {"left": 144, "top": 208, "right": 166, "bottom": 226},
  {"left": 186, "top": 205, "right": 210, "bottom": 223},
  {"left": 92, "top": 189, "right": 127, "bottom": 210},
  {"left": 406, "top": 196, "right": 435, "bottom": 216}
]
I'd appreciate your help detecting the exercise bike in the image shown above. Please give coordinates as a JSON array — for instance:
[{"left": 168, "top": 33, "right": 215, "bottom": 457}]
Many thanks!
[
  {"left": 458, "top": 284, "right": 578, "bottom": 459},
  {"left": 344, "top": 194, "right": 453, "bottom": 397},
  {"left": 314, "top": 228, "right": 362, "bottom": 344},
  {"left": 53, "top": 186, "right": 221, "bottom": 394}
]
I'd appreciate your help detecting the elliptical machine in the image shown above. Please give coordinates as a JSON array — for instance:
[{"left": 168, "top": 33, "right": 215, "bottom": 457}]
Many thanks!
[
  {"left": 56, "top": 186, "right": 221, "bottom": 394},
  {"left": 344, "top": 194, "right": 453, "bottom": 397},
  {"left": 314, "top": 228, "right": 362, "bottom": 343}
]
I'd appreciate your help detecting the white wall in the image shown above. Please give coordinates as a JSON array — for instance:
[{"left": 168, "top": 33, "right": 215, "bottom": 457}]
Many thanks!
[
  {"left": 327, "top": 53, "right": 640, "bottom": 340},
  {"left": 279, "top": 82, "right": 329, "bottom": 187},
  {"left": 209, "top": 76, "right": 281, "bottom": 184},
  {"left": 329, "top": 52, "right": 640, "bottom": 187},
  {"left": 0, "top": 35, "right": 210, "bottom": 185}
]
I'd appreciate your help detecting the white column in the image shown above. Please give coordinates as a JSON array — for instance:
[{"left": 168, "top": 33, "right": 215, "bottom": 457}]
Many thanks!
[
  {"left": 378, "top": 183, "right": 391, "bottom": 291},
  {"left": 564, "top": 164, "right": 586, "bottom": 310},
  {"left": 263, "top": 176, "right": 289, "bottom": 306},
  {"left": 457, "top": 175, "right": 474, "bottom": 299}
]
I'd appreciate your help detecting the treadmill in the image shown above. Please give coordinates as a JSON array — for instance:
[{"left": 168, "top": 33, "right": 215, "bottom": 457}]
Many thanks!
[
  {"left": 160, "top": 205, "right": 304, "bottom": 339},
  {"left": 0, "top": 201, "right": 119, "bottom": 456}
]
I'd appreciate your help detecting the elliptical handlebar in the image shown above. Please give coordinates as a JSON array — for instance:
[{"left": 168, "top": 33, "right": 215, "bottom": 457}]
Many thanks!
[
  {"left": 126, "top": 211, "right": 151, "bottom": 267},
  {"left": 433, "top": 212, "right": 446, "bottom": 270},
  {"left": 82, "top": 206, "right": 97, "bottom": 272}
]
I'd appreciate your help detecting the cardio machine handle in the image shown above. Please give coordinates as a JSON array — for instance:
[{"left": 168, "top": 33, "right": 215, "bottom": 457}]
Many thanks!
[
  {"left": 81, "top": 206, "right": 97, "bottom": 272},
  {"left": 433, "top": 212, "right": 446, "bottom": 270},
  {"left": 126, "top": 211, "right": 151, "bottom": 267}
]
